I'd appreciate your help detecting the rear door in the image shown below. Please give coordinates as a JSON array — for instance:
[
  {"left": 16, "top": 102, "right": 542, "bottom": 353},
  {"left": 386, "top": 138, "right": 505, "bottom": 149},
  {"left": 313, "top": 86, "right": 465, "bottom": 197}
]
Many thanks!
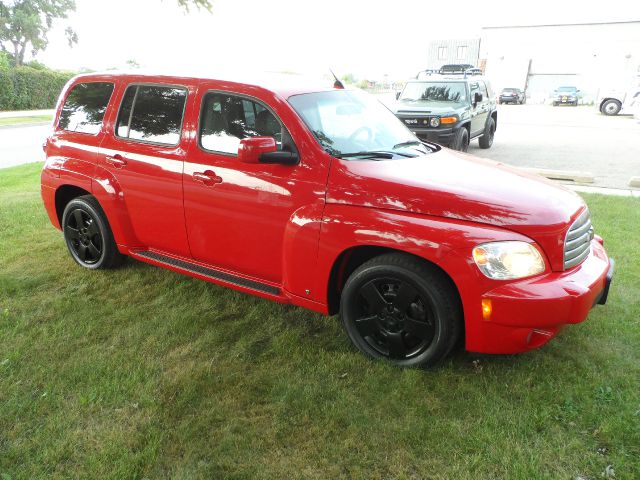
[{"left": 98, "top": 80, "right": 194, "bottom": 257}]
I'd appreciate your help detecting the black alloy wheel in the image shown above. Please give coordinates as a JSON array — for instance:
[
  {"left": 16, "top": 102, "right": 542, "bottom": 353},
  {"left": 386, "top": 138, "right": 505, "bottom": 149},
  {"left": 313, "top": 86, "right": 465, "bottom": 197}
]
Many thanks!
[
  {"left": 65, "top": 208, "right": 103, "bottom": 264},
  {"left": 340, "top": 253, "right": 462, "bottom": 367},
  {"left": 479, "top": 117, "right": 495, "bottom": 149},
  {"left": 62, "top": 195, "right": 124, "bottom": 269}
]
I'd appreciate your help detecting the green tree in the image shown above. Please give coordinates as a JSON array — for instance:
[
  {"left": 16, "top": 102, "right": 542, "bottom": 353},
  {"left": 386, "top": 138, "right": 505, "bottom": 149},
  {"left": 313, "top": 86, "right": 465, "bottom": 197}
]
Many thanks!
[
  {"left": 0, "top": 0, "right": 77, "bottom": 66},
  {"left": 0, "top": 0, "right": 212, "bottom": 67}
]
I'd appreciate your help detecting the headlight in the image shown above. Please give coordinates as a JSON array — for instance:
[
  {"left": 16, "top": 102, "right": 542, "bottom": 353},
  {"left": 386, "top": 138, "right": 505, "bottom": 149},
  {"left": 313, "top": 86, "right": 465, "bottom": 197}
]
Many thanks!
[
  {"left": 472, "top": 241, "right": 545, "bottom": 280},
  {"left": 430, "top": 117, "right": 440, "bottom": 127}
]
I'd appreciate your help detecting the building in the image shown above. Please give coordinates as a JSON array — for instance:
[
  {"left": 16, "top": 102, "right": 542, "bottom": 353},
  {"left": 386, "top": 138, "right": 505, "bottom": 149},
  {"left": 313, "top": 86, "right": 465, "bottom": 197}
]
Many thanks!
[
  {"left": 425, "top": 39, "right": 481, "bottom": 72},
  {"left": 480, "top": 21, "right": 640, "bottom": 103}
]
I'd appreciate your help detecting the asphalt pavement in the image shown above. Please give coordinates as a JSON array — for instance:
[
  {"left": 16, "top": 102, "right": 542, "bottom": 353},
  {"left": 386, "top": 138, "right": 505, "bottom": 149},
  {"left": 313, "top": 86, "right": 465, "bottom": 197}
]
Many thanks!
[
  {"left": 0, "top": 123, "right": 49, "bottom": 169},
  {"left": 468, "top": 104, "right": 640, "bottom": 191}
]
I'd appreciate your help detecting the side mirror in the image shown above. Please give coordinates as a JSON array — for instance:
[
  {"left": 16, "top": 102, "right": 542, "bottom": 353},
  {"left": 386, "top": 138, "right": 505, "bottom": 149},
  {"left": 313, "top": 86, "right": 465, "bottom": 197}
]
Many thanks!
[
  {"left": 396, "top": 91, "right": 401, "bottom": 100},
  {"left": 474, "top": 92, "right": 483, "bottom": 103},
  {"left": 237, "top": 137, "right": 298, "bottom": 165},
  {"left": 238, "top": 137, "right": 277, "bottom": 164}
]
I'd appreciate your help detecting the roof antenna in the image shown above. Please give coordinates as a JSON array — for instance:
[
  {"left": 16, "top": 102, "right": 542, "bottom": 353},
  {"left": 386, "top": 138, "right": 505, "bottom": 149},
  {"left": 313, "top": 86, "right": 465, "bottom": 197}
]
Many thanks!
[{"left": 330, "top": 69, "right": 344, "bottom": 89}]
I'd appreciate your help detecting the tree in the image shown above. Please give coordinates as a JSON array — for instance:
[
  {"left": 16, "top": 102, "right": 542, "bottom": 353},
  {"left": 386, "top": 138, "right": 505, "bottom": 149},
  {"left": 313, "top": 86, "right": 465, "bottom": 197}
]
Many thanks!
[
  {"left": 0, "top": 1, "right": 77, "bottom": 66},
  {"left": 0, "top": 0, "right": 212, "bottom": 67}
]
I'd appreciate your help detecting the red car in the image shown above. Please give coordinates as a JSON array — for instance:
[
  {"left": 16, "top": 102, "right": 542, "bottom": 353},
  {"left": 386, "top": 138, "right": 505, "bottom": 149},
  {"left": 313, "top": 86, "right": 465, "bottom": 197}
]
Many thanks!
[{"left": 41, "top": 72, "right": 614, "bottom": 367}]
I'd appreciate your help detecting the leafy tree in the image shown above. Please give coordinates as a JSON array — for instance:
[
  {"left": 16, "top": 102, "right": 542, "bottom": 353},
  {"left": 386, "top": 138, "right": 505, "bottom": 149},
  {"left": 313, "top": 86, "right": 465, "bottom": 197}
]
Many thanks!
[
  {"left": 0, "top": 0, "right": 212, "bottom": 66},
  {"left": 0, "top": 1, "right": 77, "bottom": 66}
]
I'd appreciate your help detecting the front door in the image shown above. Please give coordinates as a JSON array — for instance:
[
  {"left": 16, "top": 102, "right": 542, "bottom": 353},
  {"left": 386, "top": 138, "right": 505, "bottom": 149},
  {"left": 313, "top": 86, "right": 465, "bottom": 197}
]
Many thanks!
[
  {"left": 183, "top": 88, "right": 328, "bottom": 284},
  {"left": 470, "top": 81, "right": 490, "bottom": 137},
  {"left": 98, "top": 81, "right": 194, "bottom": 257}
]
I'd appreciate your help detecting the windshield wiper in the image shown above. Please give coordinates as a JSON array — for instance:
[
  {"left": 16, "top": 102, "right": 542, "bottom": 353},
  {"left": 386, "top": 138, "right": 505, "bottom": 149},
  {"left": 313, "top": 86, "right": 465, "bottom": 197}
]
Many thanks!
[
  {"left": 393, "top": 140, "right": 422, "bottom": 149},
  {"left": 339, "top": 150, "right": 417, "bottom": 159}
]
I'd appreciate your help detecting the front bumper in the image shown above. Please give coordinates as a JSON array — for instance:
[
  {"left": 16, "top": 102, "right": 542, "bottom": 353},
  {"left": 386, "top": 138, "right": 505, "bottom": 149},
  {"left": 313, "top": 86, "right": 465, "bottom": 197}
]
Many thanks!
[
  {"left": 409, "top": 126, "right": 455, "bottom": 146},
  {"left": 467, "top": 240, "right": 613, "bottom": 354}
]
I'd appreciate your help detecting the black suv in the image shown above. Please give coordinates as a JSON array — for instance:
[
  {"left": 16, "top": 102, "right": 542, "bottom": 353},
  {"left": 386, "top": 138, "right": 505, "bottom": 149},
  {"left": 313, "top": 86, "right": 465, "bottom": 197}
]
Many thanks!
[
  {"left": 499, "top": 88, "right": 525, "bottom": 104},
  {"left": 392, "top": 75, "right": 497, "bottom": 152}
]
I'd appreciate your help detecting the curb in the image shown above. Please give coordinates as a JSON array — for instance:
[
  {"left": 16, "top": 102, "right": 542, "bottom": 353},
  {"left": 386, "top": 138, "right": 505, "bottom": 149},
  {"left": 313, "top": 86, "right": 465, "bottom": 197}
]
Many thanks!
[
  {"left": 569, "top": 184, "right": 640, "bottom": 198},
  {"left": 0, "top": 122, "right": 51, "bottom": 129},
  {"left": 521, "top": 167, "right": 594, "bottom": 184}
]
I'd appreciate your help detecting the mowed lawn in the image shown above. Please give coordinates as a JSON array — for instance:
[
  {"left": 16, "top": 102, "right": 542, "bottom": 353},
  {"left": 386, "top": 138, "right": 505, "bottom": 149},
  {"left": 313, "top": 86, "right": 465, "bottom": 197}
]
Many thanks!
[{"left": 1, "top": 162, "right": 639, "bottom": 480}]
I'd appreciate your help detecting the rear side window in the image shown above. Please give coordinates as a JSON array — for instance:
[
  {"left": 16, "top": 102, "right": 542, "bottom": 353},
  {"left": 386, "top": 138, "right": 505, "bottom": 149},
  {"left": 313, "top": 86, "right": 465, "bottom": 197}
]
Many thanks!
[
  {"left": 58, "top": 82, "right": 114, "bottom": 134},
  {"left": 116, "top": 85, "right": 187, "bottom": 145}
]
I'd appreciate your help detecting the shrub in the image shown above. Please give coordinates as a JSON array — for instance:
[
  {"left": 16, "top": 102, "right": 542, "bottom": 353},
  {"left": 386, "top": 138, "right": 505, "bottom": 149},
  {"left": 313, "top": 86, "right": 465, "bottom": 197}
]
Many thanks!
[{"left": 0, "top": 64, "right": 75, "bottom": 111}]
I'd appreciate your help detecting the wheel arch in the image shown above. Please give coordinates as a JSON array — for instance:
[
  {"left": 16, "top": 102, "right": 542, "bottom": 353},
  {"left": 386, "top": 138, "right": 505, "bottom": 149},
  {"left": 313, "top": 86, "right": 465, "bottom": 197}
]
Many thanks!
[
  {"left": 326, "top": 245, "right": 462, "bottom": 319},
  {"left": 55, "top": 184, "right": 91, "bottom": 225}
]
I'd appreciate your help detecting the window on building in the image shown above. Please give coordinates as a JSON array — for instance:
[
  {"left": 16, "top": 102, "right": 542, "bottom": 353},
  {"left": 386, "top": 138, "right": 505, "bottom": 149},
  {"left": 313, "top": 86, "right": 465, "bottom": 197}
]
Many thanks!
[
  {"left": 438, "top": 47, "right": 447, "bottom": 60},
  {"left": 457, "top": 46, "right": 468, "bottom": 60},
  {"left": 116, "top": 85, "right": 187, "bottom": 145},
  {"left": 58, "top": 82, "right": 114, "bottom": 134}
]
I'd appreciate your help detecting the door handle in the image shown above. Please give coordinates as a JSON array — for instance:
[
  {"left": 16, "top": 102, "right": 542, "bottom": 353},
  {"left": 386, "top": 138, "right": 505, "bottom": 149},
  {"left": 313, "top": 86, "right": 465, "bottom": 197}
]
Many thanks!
[
  {"left": 106, "top": 153, "right": 127, "bottom": 168},
  {"left": 193, "top": 170, "right": 222, "bottom": 186}
]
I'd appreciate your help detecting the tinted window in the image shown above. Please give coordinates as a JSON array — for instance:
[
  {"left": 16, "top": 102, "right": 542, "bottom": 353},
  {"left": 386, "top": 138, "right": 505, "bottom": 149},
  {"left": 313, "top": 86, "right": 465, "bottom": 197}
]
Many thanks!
[
  {"left": 58, "top": 82, "right": 114, "bottom": 134},
  {"left": 116, "top": 85, "right": 187, "bottom": 145},
  {"left": 199, "top": 92, "right": 284, "bottom": 154}
]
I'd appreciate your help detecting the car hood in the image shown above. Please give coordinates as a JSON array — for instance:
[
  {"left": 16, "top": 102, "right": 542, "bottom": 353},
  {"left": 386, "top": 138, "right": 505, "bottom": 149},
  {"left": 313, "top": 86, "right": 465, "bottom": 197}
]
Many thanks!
[
  {"left": 393, "top": 101, "right": 465, "bottom": 115},
  {"left": 327, "top": 148, "right": 585, "bottom": 270}
]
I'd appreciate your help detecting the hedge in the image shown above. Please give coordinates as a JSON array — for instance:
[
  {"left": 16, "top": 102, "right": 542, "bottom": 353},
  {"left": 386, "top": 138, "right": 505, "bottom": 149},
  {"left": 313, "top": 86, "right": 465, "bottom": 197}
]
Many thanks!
[{"left": 0, "top": 66, "right": 75, "bottom": 111}]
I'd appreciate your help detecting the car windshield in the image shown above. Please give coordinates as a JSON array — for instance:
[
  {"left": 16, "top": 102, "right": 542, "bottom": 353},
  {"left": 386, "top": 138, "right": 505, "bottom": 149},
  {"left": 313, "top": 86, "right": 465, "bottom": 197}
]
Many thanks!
[
  {"left": 558, "top": 86, "right": 577, "bottom": 92},
  {"left": 399, "top": 82, "right": 467, "bottom": 103},
  {"left": 288, "top": 89, "right": 430, "bottom": 158}
]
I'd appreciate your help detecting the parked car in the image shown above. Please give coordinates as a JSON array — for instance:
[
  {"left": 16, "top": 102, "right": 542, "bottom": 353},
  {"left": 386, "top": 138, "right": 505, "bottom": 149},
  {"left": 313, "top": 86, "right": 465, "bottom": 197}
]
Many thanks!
[
  {"left": 392, "top": 74, "right": 497, "bottom": 151},
  {"left": 499, "top": 88, "right": 525, "bottom": 105},
  {"left": 597, "top": 86, "right": 640, "bottom": 116},
  {"left": 41, "top": 72, "right": 613, "bottom": 368},
  {"left": 552, "top": 86, "right": 580, "bottom": 106}
]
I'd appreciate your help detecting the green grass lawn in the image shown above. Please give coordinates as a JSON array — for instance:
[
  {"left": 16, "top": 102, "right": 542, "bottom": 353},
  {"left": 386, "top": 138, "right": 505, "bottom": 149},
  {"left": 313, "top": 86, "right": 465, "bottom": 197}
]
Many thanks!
[
  {"left": 0, "top": 115, "right": 52, "bottom": 127},
  {"left": 1, "top": 163, "right": 639, "bottom": 480}
]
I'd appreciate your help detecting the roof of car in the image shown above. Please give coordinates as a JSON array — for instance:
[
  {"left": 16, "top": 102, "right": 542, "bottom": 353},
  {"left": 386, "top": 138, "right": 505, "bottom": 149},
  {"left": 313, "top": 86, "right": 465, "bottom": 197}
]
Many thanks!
[{"left": 70, "top": 69, "right": 337, "bottom": 98}]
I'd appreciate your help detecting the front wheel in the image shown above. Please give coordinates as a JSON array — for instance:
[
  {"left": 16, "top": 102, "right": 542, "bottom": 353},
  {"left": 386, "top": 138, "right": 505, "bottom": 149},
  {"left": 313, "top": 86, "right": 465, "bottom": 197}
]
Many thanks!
[
  {"left": 450, "top": 127, "right": 469, "bottom": 152},
  {"left": 340, "top": 253, "right": 463, "bottom": 368},
  {"left": 62, "top": 195, "right": 124, "bottom": 269}
]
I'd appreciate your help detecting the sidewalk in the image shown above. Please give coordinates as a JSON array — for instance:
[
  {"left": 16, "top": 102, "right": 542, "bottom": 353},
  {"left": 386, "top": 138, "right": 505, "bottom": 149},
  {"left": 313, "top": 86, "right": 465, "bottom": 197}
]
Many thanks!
[{"left": 0, "top": 109, "right": 55, "bottom": 118}]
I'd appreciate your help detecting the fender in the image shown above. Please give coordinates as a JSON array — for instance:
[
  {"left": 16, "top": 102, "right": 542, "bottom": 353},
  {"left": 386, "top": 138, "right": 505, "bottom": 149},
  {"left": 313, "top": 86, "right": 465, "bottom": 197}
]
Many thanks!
[
  {"left": 91, "top": 163, "right": 142, "bottom": 250},
  {"left": 314, "top": 203, "right": 535, "bottom": 334}
]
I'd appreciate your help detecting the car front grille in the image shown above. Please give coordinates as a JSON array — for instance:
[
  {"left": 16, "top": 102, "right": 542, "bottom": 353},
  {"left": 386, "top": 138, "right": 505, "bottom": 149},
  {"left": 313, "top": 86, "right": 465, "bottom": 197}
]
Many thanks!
[{"left": 564, "top": 209, "right": 593, "bottom": 269}]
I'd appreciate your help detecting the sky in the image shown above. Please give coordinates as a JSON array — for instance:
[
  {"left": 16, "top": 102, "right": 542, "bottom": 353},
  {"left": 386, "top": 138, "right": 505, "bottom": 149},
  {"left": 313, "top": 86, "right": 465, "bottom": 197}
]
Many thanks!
[{"left": 36, "top": 0, "right": 640, "bottom": 80}]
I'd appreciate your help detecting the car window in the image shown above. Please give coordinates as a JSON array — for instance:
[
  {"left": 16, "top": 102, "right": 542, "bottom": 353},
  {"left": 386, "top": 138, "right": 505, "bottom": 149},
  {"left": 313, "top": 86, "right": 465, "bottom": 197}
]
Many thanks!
[
  {"left": 399, "top": 82, "right": 467, "bottom": 103},
  {"left": 479, "top": 81, "right": 489, "bottom": 98},
  {"left": 198, "top": 92, "right": 285, "bottom": 155},
  {"left": 116, "top": 85, "right": 187, "bottom": 145},
  {"left": 58, "top": 82, "right": 114, "bottom": 134}
]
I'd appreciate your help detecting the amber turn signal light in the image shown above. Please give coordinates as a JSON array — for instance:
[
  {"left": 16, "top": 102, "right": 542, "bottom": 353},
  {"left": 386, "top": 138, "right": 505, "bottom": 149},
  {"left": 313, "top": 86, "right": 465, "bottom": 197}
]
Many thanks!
[
  {"left": 440, "top": 116, "right": 458, "bottom": 124},
  {"left": 481, "top": 298, "right": 492, "bottom": 321}
]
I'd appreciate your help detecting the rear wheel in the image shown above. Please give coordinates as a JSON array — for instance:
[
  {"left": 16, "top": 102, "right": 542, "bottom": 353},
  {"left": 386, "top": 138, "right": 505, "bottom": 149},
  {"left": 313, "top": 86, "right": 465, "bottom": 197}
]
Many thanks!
[
  {"left": 601, "top": 99, "right": 621, "bottom": 115},
  {"left": 340, "top": 253, "right": 462, "bottom": 368},
  {"left": 450, "top": 127, "right": 469, "bottom": 152},
  {"left": 62, "top": 195, "right": 124, "bottom": 269},
  {"left": 478, "top": 117, "right": 495, "bottom": 149}
]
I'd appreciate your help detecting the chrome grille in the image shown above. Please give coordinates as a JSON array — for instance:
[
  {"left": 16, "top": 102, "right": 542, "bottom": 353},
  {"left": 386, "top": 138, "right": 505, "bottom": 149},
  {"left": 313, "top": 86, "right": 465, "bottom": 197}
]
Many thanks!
[{"left": 564, "top": 209, "right": 593, "bottom": 269}]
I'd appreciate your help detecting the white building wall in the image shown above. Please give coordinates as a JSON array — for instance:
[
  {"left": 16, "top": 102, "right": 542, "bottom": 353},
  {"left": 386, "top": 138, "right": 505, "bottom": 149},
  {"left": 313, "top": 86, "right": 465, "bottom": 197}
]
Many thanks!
[{"left": 481, "top": 22, "right": 640, "bottom": 103}]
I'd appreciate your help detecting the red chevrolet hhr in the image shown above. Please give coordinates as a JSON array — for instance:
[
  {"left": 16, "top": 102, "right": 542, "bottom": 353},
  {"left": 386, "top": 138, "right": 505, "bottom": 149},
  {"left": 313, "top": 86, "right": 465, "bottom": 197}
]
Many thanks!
[{"left": 41, "top": 72, "right": 614, "bottom": 367}]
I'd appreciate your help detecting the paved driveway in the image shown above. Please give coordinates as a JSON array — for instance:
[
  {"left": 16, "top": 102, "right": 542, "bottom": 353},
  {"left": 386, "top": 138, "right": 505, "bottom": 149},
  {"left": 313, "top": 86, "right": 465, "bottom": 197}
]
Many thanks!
[
  {"left": 468, "top": 104, "right": 639, "bottom": 190},
  {"left": 0, "top": 124, "right": 49, "bottom": 169}
]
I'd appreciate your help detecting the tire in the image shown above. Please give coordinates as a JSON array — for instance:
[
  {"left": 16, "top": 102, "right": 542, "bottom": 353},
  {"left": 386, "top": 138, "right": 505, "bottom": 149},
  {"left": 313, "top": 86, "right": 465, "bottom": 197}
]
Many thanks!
[
  {"left": 478, "top": 116, "right": 495, "bottom": 149},
  {"left": 553, "top": 101, "right": 558, "bottom": 106},
  {"left": 450, "top": 127, "right": 469, "bottom": 152},
  {"left": 601, "top": 99, "right": 621, "bottom": 116},
  {"left": 62, "top": 195, "right": 124, "bottom": 269},
  {"left": 340, "top": 253, "right": 463, "bottom": 368}
]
